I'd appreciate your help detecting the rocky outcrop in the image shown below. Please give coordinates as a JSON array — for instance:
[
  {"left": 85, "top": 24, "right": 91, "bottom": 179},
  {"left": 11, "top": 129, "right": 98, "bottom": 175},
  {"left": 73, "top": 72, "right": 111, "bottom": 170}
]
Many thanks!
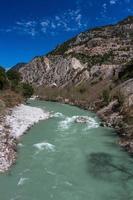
[
  {"left": 97, "top": 79, "right": 133, "bottom": 152},
  {"left": 19, "top": 56, "right": 89, "bottom": 87},
  {"left": 97, "top": 100, "right": 121, "bottom": 126}
]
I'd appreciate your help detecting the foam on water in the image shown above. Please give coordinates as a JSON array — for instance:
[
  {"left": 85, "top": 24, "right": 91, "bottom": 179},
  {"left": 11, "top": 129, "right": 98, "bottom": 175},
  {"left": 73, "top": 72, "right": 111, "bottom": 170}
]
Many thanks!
[
  {"left": 45, "top": 168, "right": 56, "bottom": 176},
  {"left": 58, "top": 115, "right": 99, "bottom": 130},
  {"left": 18, "top": 143, "right": 24, "bottom": 147},
  {"left": 51, "top": 112, "right": 65, "bottom": 118},
  {"left": 17, "top": 177, "right": 29, "bottom": 186},
  {"left": 64, "top": 181, "right": 73, "bottom": 186},
  {"left": 33, "top": 142, "right": 55, "bottom": 152},
  {"left": 85, "top": 117, "right": 99, "bottom": 129},
  {"left": 58, "top": 117, "right": 75, "bottom": 129}
]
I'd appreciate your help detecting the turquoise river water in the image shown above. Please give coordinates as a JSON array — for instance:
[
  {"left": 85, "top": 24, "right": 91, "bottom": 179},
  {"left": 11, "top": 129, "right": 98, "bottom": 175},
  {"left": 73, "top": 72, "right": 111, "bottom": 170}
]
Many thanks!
[{"left": 0, "top": 100, "right": 133, "bottom": 200}]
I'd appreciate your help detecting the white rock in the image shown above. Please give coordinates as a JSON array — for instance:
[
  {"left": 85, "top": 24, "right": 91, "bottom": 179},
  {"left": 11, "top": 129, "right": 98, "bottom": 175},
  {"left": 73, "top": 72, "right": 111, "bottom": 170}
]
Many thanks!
[{"left": 6, "top": 104, "right": 50, "bottom": 138}]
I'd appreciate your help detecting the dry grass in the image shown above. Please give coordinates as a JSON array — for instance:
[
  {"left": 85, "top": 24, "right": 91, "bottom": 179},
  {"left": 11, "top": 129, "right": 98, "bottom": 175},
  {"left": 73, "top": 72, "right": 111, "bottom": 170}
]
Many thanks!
[
  {"left": 0, "top": 90, "right": 23, "bottom": 108},
  {"left": 36, "top": 80, "right": 111, "bottom": 110},
  {"left": 36, "top": 82, "right": 90, "bottom": 102}
]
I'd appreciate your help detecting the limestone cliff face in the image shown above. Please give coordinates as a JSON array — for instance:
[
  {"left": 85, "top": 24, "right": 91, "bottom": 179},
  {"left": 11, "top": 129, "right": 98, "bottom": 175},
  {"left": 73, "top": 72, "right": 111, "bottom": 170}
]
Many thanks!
[
  {"left": 17, "top": 16, "right": 133, "bottom": 88},
  {"left": 19, "top": 56, "right": 89, "bottom": 87}
]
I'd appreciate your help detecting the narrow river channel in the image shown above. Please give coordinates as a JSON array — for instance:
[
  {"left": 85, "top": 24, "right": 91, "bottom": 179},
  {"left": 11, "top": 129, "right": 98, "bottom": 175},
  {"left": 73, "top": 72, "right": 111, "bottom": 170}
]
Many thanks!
[{"left": 0, "top": 100, "right": 133, "bottom": 200}]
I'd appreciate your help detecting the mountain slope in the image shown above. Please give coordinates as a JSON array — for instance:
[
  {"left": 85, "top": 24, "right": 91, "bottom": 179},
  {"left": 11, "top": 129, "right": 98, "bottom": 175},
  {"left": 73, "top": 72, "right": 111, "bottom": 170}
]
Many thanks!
[
  {"left": 11, "top": 63, "right": 27, "bottom": 71},
  {"left": 17, "top": 16, "right": 133, "bottom": 88}
]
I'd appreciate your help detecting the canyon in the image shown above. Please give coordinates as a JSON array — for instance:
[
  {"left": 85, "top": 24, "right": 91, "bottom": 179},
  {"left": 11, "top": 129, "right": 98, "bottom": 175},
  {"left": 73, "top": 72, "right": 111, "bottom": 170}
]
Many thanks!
[{"left": 13, "top": 16, "right": 133, "bottom": 152}]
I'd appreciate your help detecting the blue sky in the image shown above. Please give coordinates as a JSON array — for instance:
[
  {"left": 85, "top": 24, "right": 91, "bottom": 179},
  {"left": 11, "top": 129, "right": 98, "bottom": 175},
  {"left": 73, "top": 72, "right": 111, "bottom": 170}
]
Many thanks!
[{"left": 0, "top": 0, "right": 133, "bottom": 68}]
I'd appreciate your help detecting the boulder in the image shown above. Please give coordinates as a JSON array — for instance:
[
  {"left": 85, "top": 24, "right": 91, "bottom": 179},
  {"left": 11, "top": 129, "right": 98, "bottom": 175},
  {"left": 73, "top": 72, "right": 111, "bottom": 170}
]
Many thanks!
[{"left": 75, "top": 116, "right": 89, "bottom": 123}]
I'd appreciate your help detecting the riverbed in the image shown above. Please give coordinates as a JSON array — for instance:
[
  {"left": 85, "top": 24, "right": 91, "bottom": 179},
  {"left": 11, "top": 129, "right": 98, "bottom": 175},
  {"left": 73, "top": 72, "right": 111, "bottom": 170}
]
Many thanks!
[{"left": 0, "top": 100, "right": 133, "bottom": 200}]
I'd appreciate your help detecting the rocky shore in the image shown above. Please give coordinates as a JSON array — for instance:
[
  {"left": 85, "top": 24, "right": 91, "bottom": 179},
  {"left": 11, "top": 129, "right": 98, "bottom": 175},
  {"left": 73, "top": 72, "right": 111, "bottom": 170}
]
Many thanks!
[
  {"left": 0, "top": 104, "right": 50, "bottom": 172},
  {"left": 0, "top": 110, "right": 17, "bottom": 172},
  {"left": 38, "top": 78, "right": 133, "bottom": 154}
]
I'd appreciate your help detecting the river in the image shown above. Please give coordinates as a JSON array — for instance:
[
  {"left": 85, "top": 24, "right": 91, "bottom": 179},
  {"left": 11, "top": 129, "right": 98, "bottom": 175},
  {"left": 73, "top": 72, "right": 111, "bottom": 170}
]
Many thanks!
[{"left": 0, "top": 100, "right": 133, "bottom": 200}]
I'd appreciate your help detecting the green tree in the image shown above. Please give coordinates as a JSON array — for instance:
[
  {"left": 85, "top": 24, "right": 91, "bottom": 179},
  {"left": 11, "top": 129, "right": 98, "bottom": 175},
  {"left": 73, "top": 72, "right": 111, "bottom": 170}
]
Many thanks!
[
  {"left": 6, "top": 70, "right": 21, "bottom": 90},
  {"left": 21, "top": 83, "right": 34, "bottom": 98},
  {"left": 6, "top": 70, "right": 21, "bottom": 85},
  {"left": 0, "top": 66, "right": 7, "bottom": 90}
]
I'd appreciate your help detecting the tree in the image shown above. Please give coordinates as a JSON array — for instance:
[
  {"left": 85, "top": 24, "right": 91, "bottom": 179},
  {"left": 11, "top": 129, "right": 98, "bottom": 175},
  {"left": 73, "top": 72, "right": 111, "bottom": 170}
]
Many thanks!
[
  {"left": 6, "top": 70, "right": 21, "bottom": 90},
  {"left": 0, "top": 66, "right": 7, "bottom": 90},
  {"left": 21, "top": 83, "right": 34, "bottom": 98},
  {"left": 6, "top": 70, "right": 21, "bottom": 85}
]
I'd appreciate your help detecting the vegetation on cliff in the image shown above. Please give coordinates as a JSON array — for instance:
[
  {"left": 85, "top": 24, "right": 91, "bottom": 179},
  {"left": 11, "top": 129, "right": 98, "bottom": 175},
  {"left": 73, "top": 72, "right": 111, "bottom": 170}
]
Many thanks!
[
  {"left": 0, "top": 68, "right": 34, "bottom": 112},
  {"left": 0, "top": 67, "right": 8, "bottom": 90}
]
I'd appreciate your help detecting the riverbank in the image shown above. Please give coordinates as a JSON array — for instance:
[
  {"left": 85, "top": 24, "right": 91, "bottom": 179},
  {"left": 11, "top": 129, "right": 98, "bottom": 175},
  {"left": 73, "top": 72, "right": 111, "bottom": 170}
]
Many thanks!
[
  {"left": 0, "top": 89, "right": 132, "bottom": 172},
  {"left": 1, "top": 100, "right": 133, "bottom": 200},
  {"left": 0, "top": 104, "right": 50, "bottom": 172},
  {"left": 38, "top": 82, "right": 133, "bottom": 154}
]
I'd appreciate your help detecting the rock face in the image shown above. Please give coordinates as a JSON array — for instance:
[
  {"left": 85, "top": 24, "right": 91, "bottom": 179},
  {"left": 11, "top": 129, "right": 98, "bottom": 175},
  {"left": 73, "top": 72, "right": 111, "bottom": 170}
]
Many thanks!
[
  {"left": 18, "top": 56, "right": 89, "bottom": 87},
  {"left": 12, "top": 16, "right": 133, "bottom": 152},
  {"left": 16, "top": 16, "right": 133, "bottom": 88}
]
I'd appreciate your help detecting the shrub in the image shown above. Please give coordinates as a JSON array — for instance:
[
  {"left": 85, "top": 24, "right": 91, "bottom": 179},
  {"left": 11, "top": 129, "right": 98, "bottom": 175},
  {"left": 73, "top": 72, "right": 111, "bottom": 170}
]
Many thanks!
[
  {"left": 69, "top": 51, "right": 114, "bottom": 67},
  {"left": 75, "top": 82, "right": 88, "bottom": 94},
  {"left": 118, "top": 60, "right": 133, "bottom": 82},
  {"left": 49, "top": 37, "right": 76, "bottom": 55},
  {"left": 102, "top": 89, "right": 110, "bottom": 104}
]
